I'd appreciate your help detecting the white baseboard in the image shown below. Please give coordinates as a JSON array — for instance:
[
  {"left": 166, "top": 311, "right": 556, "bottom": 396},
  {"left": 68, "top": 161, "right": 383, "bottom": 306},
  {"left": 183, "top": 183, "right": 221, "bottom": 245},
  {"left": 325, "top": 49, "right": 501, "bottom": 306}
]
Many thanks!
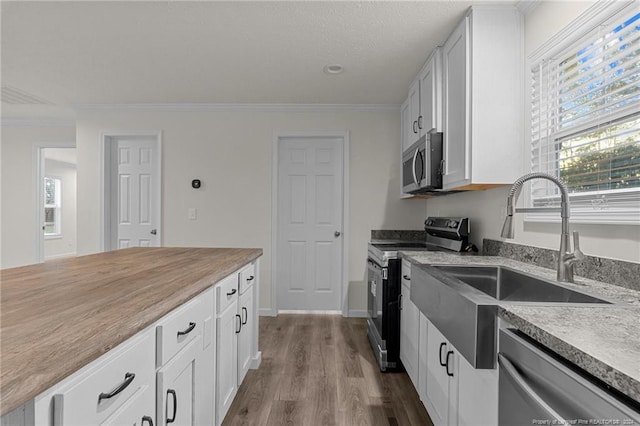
[
  {"left": 277, "top": 310, "right": 342, "bottom": 315},
  {"left": 259, "top": 308, "right": 276, "bottom": 317},
  {"left": 250, "top": 351, "right": 262, "bottom": 369},
  {"left": 347, "top": 310, "right": 369, "bottom": 318},
  {"left": 44, "top": 252, "right": 77, "bottom": 260}
]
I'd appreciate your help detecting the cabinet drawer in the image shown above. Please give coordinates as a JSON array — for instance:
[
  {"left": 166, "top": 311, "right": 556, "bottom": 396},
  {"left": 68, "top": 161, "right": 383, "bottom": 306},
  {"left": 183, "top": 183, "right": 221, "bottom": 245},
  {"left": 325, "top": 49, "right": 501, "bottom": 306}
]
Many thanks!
[
  {"left": 52, "top": 330, "right": 155, "bottom": 426},
  {"left": 239, "top": 263, "right": 256, "bottom": 294},
  {"left": 156, "top": 289, "right": 212, "bottom": 367},
  {"left": 216, "top": 273, "right": 239, "bottom": 314}
]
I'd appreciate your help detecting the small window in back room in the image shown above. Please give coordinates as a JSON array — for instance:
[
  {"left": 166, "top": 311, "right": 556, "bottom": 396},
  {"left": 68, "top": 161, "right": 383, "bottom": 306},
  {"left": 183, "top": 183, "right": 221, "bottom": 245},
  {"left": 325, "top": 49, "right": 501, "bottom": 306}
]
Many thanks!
[
  {"left": 529, "top": 4, "right": 639, "bottom": 224},
  {"left": 44, "top": 176, "right": 62, "bottom": 236}
]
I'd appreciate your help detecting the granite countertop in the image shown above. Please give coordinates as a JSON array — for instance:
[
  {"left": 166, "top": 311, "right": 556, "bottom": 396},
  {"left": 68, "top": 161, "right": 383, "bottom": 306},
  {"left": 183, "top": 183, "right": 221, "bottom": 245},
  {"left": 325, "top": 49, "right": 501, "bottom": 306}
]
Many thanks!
[
  {"left": 0, "top": 247, "right": 262, "bottom": 416},
  {"left": 401, "top": 250, "right": 640, "bottom": 405}
]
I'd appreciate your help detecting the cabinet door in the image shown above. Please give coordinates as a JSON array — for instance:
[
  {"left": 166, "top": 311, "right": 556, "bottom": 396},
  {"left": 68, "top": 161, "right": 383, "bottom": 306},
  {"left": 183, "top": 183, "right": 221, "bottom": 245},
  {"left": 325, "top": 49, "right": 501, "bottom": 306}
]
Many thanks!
[
  {"left": 442, "top": 16, "right": 470, "bottom": 189},
  {"left": 458, "top": 356, "right": 498, "bottom": 426},
  {"left": 216, "top": 300, "right": 238, "bottom": 426},
  {"left": 425, "top": 321, "right": 459, "bottom": 426},
  {"left": 418, "top": 312, "right": 429, "bottom": 404},
  {"left": 399, "top": 266, "right": 419, "bottom": 390},
  {"left": 157, "top": 337, "right": 201, "bottom": 426},
  {"left": 237, "top": 286, "right": 254, "bottom": 385},
  {"left": 418, "top": 49, "right": 442, "bottom": 134},
  {"left": 408, "top": 79, "right": 421, "bottom": 144},
  {"left": 401, "top": 99, "right": 412, "bottom": 153},
  {"left": 101, "top": 386, "right": 154, "bottom": 426}
]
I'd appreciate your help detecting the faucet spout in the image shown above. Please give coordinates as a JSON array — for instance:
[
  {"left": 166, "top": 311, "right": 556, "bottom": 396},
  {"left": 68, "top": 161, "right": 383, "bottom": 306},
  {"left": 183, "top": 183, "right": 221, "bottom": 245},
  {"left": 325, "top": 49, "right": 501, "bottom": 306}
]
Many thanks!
[{"left": 501, "top": 172, "right": 581, "bottom": 283}]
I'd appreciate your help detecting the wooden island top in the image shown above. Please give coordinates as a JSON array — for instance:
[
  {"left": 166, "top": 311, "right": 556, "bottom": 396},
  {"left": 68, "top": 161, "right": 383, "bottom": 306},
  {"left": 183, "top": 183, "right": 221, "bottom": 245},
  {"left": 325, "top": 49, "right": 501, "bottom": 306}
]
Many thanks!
[{"left": 0, "top": 247, "right": 262, "bottom": 415}]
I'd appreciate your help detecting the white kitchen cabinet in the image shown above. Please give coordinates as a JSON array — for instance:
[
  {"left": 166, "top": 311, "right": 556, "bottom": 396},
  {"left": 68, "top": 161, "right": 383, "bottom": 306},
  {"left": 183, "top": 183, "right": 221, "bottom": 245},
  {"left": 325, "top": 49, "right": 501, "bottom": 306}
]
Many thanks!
[
  {"left": 399, "top": 260, "right": 419, "bottom": 390},
  {"left": 156, "top": 287, "right": 215, "bottom": 426},
  {"left": 424, "top": 320, "right": 459, "bottom": 426},
  {"left": 421, "top": 317, "right": 498, "bottom": 426},
  {"left": 457, "top": 354, "right": 498, "bottom": 426},
  {"left": 418, "top": 312, "right": 429, "bottom": 405},
  {"left": 237, "top": 264, "right": 255, "bottom": 385},
  {"left": 408, "top": 78, "right": 421, "bottom": 147},
  {"left": 157, "top": 337, "right": 201, "bottom": 426},
  {"left": 418, "top": 48, "right": 442, "bottom": 135},
  {"left": 441, "top": 6, "right": 524, "bottom": 190},
  {"left": 215, "top": 274, "right": 239, "bottom": 426},
  {"left": 101, "top": 387, "right": 155, "bottom": 426},
  {"left": 401, "top": 99, "right": 412, "bottom": 154}
]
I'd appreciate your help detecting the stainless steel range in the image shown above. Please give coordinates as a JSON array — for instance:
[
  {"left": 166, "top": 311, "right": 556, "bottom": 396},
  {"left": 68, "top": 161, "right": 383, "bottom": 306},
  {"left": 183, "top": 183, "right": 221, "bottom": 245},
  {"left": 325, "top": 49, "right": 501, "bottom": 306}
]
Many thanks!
[{"left": 366, "top": 217, "right": 473, "bottom": 371}]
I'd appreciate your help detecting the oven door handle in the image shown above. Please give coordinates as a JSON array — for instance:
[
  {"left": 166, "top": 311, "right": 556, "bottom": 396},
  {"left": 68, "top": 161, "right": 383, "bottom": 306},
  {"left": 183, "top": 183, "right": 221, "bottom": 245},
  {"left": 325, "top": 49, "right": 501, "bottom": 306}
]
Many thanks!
[
  {"left": 497, "top": 353, "right": 565, "bottom": 422},
  {"left": 412, "top": 147, "right": 420, "bottom": 186}
]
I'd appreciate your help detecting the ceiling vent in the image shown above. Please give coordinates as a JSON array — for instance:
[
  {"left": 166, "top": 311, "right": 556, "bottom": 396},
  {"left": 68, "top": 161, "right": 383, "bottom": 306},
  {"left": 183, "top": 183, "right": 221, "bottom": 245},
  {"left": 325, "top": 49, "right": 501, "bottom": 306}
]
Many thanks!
[{"left": 1, "top": 85, "right": 53, "bottom": 105}]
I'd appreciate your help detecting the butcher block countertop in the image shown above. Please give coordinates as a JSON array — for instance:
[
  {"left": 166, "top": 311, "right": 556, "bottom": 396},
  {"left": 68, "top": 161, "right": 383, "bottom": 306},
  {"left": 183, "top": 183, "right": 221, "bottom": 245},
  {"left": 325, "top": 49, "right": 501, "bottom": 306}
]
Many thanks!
[{"left": 0, "top": 247, "right": 262, "bottom": 416}]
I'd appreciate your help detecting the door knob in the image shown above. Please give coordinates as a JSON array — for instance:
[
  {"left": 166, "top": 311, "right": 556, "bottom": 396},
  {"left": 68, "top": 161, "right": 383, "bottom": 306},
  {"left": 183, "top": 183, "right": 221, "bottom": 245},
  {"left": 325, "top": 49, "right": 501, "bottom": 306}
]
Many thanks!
[
  {"left": 334, "top": 231, "right": 341, "bottom": 237},
  {"left": 150, "top": 229, "right": 157, "bottom": 235}
]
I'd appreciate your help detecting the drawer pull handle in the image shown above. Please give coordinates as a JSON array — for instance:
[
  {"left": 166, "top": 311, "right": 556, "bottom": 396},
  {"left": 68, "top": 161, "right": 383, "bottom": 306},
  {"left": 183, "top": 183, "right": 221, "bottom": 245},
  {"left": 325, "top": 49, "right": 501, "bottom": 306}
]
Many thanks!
[
  {"left": 236, "top": 314, "right": 242, "bottom": 334},
  {"left": 227, "top": 288, "right": 237, "bottom": 296},
  {"left": 98, "top": 372, "right": 135, "bottom": 402},
  {"left": 403, "top": 275, "right": 411, "bottom": 281},
  {"left": 242, "top": 307, "right": 248, "bottom": 325},
  {"left": 438, "top": 342, "right": 447, "bottom": 367},
  {"left": 167, "top": 389, "right": 177, "bottom": 423},
  {"left": 177, "top": 322, "right": 196, "bottom": 337},
  {"left": 142, "top": 416, "right": 154, "bottom": 426},
  {"left": 445, "top": 350, "right": 454, "bottom": 377},
  {"left": 247, "top": 275, "right": 255, "bottom": 281}
]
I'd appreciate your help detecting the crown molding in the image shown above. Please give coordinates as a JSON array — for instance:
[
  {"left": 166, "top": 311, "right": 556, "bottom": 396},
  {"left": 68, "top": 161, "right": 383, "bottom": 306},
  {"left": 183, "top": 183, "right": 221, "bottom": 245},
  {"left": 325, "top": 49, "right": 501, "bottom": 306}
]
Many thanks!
[
  {"left": 1, "top": 118, "right": 76, "bottom": 127},
  {"left": 73, "top": 103, "right": 401, "bottom": 113},
  {"left": 516, "top": 0, "right": 538, "bottom": 15},
  {"left": 528, "top": 0, "right": 635, "bottom": 63}
]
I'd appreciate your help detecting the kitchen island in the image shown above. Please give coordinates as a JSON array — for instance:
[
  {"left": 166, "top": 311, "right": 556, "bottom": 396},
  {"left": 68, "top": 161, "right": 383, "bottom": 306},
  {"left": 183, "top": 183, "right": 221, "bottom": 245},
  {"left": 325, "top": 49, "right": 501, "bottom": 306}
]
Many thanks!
[{"left": 0, "top": 247, "right": 262, "bottom": 418}]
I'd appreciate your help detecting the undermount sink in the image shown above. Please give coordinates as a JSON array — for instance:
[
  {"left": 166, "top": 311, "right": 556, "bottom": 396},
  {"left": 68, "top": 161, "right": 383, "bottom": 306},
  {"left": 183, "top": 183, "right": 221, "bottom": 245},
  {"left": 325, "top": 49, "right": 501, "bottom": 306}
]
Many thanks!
[{"left": 433, "top": 265, "right": 612, "bottom": 304}]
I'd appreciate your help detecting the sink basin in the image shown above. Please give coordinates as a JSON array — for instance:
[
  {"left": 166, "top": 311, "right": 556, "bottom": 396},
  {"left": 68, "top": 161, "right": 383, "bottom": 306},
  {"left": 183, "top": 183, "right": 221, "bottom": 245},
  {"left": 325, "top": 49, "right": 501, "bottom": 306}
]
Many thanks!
[{"left": 433, "top": 265, "right": 612, "bottom": 304}]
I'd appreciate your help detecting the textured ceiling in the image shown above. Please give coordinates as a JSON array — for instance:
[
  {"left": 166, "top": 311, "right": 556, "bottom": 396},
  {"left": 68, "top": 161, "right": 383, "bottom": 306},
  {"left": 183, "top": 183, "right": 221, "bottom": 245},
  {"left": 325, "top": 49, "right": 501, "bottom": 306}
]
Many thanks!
[{"left": 1, "top": 1, "right": 513, "bottom": 118}]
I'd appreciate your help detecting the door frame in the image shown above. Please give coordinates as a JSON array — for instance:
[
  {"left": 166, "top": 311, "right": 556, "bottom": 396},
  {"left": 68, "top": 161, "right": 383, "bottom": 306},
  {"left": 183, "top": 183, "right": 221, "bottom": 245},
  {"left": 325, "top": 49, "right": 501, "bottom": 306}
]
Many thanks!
[
  {"left": 33, "top": 141, "right": 76, "bottom": 263},
  {"left": 270, "top": 131, "right": 350, "bottom": 317},
  {"left": 100, "top": 131, "right": 163, "bottom": 252}
]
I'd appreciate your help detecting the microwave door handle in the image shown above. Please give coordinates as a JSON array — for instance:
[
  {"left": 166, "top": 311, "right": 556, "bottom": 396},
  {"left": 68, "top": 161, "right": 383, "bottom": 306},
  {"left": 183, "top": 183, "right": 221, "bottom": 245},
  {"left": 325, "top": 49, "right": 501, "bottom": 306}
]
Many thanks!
[
  {"left": 412, "top": 147, "right": 420, "bottom": 186},
  {"left": 497, "top": 353, "right": 565, "bottom": 423}
]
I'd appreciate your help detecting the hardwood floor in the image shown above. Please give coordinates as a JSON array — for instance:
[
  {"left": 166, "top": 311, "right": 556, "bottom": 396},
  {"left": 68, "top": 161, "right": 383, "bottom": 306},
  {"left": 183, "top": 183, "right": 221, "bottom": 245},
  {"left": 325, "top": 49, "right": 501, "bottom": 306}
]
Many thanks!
[{"left": 223, "top": 314, "right": 433, "bottom": 426}]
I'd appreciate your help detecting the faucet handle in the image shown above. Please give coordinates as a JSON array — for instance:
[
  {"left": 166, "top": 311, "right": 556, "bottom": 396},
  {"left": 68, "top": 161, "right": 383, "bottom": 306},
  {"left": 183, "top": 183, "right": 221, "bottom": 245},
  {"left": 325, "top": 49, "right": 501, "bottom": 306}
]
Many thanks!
[{"left": 572, "top": 231, "right": 585, "bottom": 261}]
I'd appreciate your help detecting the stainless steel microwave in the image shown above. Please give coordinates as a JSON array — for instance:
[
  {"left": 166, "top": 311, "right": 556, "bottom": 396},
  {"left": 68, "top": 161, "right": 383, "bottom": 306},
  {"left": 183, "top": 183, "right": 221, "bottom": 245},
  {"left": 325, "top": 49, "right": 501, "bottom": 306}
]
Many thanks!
[{"left": 402, "top": 131, "right": 443, "bottom": 194}]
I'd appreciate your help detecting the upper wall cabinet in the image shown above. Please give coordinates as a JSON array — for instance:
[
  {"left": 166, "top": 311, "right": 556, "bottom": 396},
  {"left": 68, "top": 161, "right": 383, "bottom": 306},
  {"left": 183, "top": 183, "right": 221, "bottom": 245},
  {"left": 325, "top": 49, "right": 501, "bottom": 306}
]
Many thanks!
[
  {"left": 400, "top": 5, "right": 524, "bottom": 196},
  {"left": 442, "top": 6, "right": 524, "bottom": 190},
  {"left": 403, "top": 49, "right": 443, "bottom": 153}
]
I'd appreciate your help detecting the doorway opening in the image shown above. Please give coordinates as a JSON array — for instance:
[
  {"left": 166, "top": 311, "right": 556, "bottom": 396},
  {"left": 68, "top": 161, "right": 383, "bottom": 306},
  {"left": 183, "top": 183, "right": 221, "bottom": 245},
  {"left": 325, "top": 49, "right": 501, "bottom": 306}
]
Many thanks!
[{"left": 35, "top": 144, "right": 77, "bottom": 263}]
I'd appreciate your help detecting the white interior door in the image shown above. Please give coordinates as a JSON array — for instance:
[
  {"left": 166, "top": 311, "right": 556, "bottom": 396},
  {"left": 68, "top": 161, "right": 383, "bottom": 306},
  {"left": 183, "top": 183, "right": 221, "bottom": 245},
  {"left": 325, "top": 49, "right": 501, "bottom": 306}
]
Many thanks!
[
  {"left": 276, "top": 136, "right": 344, "bottom": 312},
  {"left": 114, "top": 137, "right": 160, "bottom": 249}
]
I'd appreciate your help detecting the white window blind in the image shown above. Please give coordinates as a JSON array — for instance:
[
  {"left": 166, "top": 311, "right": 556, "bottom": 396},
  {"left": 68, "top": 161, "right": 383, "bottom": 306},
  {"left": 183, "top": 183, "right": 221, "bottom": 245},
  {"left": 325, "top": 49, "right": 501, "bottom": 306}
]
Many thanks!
[{"left": 529, "top": 4, "right": 640, "bottom": 224}]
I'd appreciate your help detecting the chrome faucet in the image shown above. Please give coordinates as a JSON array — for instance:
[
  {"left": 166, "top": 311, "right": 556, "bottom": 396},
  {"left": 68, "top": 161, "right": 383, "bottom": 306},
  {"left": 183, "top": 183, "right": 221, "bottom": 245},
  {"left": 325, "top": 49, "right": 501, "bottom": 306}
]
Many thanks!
[{"left": 501, "top": 172, "right": 584, "bottom": 283}]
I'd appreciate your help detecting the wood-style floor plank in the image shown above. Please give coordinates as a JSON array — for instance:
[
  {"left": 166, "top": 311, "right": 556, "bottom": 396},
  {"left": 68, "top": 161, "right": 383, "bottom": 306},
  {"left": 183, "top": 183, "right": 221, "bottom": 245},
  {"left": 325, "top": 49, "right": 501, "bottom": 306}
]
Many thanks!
[{"left": 222, "top": 314, "right": 434, "bottom": 426}]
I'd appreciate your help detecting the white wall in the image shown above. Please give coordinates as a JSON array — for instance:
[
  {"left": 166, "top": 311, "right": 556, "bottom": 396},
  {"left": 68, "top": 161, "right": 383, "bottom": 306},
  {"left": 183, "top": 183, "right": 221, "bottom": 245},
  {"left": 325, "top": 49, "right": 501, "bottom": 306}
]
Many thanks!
[
  {"left": 43, "top": 158, "right": 77, "bottom": 259},
  {"left": 75, "top": 108, "right": 427, "bottom": 313},
  {"left": 425, "top": 0, "right": 640, "bottom": 263},
  {"left": 0, "top": 125, "right": 76, "bottom": 268}
]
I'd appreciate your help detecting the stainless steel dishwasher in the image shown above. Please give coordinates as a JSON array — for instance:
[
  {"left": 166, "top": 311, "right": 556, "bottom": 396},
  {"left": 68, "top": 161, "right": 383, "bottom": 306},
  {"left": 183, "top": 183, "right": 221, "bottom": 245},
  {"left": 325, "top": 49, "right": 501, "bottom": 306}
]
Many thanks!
[{"left": 499, "top": 328, "right": 640, "bottom": 425}]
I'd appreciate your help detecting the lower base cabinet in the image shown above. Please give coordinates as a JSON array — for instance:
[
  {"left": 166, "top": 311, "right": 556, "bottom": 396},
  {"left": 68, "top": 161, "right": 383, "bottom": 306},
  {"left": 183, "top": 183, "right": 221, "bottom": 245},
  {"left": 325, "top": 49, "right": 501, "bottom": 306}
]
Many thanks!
[
  {"left": 215, "top": 294, "right": 239, "bottom": 425},
  {"left": 101, "top": 387, "right": 155, "bottom": 426},
  {"left": 157, "top": 337, "right": 201, "bottom": 426},
  {"left": 418, "top": 316, "right": 498, "bottom": 426}
]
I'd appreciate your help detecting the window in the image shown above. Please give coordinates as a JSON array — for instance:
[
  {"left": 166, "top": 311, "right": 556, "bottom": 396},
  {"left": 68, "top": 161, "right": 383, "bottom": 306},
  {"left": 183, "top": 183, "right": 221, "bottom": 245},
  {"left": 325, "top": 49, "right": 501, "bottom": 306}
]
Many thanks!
[
  {"left": 44, "top": 177, "right": 61, "bottom": 237},
  {"left": 529, "top": 4, "right": 639, "bottom": 224}
]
